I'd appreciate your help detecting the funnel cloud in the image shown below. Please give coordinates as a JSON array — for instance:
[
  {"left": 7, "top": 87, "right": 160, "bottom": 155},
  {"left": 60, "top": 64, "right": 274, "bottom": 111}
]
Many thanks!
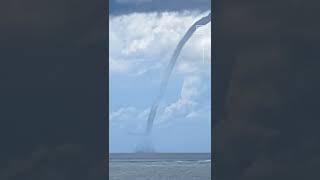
[
  {"left": 146, "top": 12, "right": 211, "bottom": 135},
  {"left": 137, "top": 13, "right": 211, "bottom": 152},
  {"left": 129, "top": 13, "right": 211, "bottom": 152}
]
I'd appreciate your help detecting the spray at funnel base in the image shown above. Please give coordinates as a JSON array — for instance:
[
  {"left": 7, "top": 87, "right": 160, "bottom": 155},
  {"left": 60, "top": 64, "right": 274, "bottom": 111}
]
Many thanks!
[{"left": 135, "top": 135, "right": 155, "bottom": 153}]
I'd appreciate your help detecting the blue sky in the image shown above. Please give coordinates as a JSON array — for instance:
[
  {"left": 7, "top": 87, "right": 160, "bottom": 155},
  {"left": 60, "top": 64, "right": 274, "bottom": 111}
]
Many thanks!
[{"left": 109, "top": 0, "right": 211, "bottom": 153}]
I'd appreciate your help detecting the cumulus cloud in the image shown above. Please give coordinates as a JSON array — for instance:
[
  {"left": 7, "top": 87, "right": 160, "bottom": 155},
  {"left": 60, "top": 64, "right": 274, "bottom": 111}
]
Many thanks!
[
  {"left": 109, "top": 11, "right": 211, "bottom": 76},
  {"left": 110, "top": 75, "right": 211, "bottom": 131},
  {"left": 110, "top": 106, "right": 152, "bottom": 134},
  {"left": 109, "top": 11, "right": 211, "bottom": 132},
  {"left": 157, "top": 75, "right": 211, "bottom": 126}
]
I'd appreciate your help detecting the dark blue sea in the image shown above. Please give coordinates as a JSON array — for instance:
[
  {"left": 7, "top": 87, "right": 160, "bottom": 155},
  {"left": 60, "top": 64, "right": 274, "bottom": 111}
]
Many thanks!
[{"left": 109, "top": 153, "right": 211, "bottom": 180}]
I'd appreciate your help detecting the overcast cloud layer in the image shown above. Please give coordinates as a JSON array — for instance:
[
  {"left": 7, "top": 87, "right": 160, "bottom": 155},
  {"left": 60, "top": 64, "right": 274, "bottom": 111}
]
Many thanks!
[{"left": 110, "top": 0, "right": 211, "bottom": 14}]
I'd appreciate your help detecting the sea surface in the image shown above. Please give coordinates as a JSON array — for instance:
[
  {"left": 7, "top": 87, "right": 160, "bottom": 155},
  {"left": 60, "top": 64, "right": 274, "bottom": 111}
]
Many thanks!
[{"left": 109, "top": 153, "right": 211, "bottom": 180}]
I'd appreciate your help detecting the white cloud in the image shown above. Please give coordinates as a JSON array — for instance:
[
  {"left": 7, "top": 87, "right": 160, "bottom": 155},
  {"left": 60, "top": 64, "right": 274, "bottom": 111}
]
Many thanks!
[
  {"left": 157, "top": 75, "right": 211, "bottom": 126},
  {"left": 109, "top": 58, "right": 131, "bottom": 73},
  {"left": 109, "top": 11, "right": 211, "bottom": 76},
  {"left": 110, "top": 107, "right": 150, "bottom": 132},
  {"left": 109, "top": 74, "right": 210, "bottom": 131},
  {"left": 109, "top": 11, "right": 211, "bottom": 131}
]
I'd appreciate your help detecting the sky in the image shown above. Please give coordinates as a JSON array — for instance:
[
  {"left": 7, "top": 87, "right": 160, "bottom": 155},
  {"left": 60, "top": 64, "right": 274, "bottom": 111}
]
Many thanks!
[
  {"left": 109, "top": 0, "right": 212, "bottom": 152},
  {"left": 1, "top": 0, "right": 320, "bottom": 179}
]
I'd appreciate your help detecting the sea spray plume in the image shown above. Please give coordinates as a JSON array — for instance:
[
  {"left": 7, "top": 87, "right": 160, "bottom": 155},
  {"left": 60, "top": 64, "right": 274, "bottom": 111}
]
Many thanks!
[{"left": 145, "top": 12, "right": 212, "bottom": 136}]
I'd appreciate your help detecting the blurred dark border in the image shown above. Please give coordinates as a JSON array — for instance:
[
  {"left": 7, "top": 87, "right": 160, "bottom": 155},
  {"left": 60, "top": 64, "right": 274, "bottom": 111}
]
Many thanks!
[
  {"left": 213, "top": 0, "right": 320, "bottom": 179},
  {"left": 0, "top": 0, "right": 109, "bottom": 179}
]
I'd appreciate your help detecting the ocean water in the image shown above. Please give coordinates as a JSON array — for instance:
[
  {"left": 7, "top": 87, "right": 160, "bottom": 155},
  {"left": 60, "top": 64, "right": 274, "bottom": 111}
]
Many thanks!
[{"left": 109, "top": 153, "right": 211, "bottom": 180}]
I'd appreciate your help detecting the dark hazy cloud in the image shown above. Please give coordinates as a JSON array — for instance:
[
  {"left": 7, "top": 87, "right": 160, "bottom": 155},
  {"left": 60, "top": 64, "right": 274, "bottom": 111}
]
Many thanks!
[
  {"left": 109, "top": 0, "right": 211, "bottom": 14},
  {"left": 213, "top": 0, "right": 320, "bottom": 179},
  {"left": 0, "top": 0, "right": 107, "bottom": 179}
]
